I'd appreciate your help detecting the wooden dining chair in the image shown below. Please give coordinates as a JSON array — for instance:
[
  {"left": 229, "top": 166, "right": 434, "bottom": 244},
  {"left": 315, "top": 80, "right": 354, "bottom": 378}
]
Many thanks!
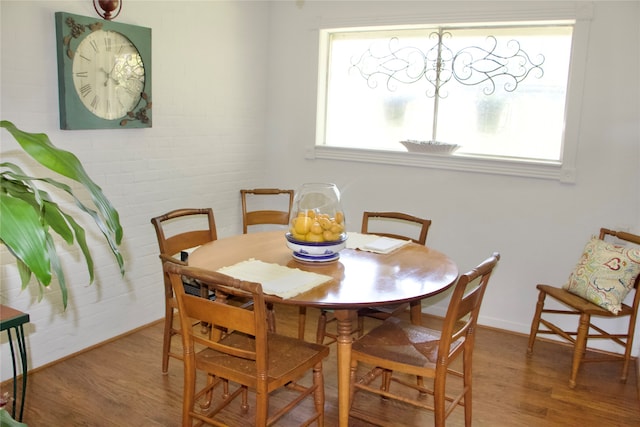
[
  {"left": 316, "top": 211, "right": 433, "bottom": 345},
  {"left": 527, "top": 228, "right": 640, "bottom": 388},
  {"left": 361, "top": 211, "right": 432, "bottom": 245},
  {"left": 151, "top": 208, "right": 218, "bottom": 374},
  {"left": 348, "top": 252, "right": 500, "bottom": 427},
  {"left": 240, "top": 188, "right": 294, "bottom": 234},
  {"left": 165, "top": 262, "right": 330, "bottom": 427},
  {"left": 240, "top": 188, "right": 306, "bottom": 339}
]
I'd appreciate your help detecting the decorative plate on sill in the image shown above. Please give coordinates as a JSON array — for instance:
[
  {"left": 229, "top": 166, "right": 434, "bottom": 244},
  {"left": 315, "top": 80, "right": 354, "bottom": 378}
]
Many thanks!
[{"left": 399, "top": 140, "right": 460, "bottom": 154}]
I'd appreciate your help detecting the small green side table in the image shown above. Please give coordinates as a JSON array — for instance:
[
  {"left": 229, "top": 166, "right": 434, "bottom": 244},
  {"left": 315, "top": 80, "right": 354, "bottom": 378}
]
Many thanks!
[{"left": 0, "top": 305, "right": 29, "bottom": 422}]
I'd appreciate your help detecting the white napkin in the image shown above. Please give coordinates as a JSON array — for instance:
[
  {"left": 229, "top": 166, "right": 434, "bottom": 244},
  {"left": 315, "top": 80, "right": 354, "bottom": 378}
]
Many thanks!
[
  {"left": 346, "top": 232, "right": 410, "bottom": 254},
  {"left": 217, "top": 259, "right": 332, "bottom": 299}
]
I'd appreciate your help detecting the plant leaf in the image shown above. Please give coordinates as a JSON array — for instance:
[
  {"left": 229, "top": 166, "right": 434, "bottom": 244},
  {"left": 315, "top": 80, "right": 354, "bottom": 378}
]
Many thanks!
[
  {"left": 0, "top": 120, "right": 123, "bottom": 246},
  {"left": 0, "top": 194, "right": 51, "bottom": 285},
  {"left": 45, "top": 232, "right": 68, "bottom": 308},
  {"left": 2, "top": 162, "right": 124, "bottom": 276},
  {"left": 2, "top": 168, "right": 96, "bottom": 281},
  {"left": 16, "top": 258, "right": 32, "bottom": 290}
]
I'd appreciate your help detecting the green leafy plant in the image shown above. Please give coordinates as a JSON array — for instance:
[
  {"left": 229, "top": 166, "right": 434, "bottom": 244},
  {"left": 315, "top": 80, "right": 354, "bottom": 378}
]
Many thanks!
[
  {"left": 0, "top": 407, "right": 27, "bottom": 427},
  {"left": 0, "top": 120, "right": 124, "bottom": 308}
]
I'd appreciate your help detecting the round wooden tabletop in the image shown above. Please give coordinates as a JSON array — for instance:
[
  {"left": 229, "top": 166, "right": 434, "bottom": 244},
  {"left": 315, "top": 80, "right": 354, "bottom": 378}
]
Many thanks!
[{"left": 188, "top": 230, "right": 459, "bottom": 309}]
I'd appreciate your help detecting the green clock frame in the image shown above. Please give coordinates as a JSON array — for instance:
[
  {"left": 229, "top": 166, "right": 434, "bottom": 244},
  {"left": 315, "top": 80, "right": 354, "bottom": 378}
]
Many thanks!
[{"left": 55, "top": 12, "right": 152, "bottom": 130}]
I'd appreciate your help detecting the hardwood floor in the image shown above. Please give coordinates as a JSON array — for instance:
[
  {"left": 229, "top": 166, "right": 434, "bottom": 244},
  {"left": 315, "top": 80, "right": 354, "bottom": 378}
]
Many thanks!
[{"left": 4, "top": 305, "right": 639, "bottom": 426}]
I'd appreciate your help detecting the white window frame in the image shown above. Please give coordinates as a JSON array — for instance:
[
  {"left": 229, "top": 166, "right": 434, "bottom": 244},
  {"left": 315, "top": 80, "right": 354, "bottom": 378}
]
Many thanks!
[{"left": 311, "top": 4, "right": 593, "bottom": 183}]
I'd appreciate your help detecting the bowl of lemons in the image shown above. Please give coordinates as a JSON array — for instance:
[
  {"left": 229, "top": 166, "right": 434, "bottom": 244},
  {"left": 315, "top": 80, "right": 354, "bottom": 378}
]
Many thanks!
[{"left": 286, "top": 183, "right": 347, "bottom": 262}]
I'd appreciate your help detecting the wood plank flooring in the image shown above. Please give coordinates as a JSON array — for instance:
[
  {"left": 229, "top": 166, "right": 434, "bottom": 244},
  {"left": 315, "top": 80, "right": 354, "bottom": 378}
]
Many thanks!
[{"left": 3, "top": 305, "right": 639, "bottom": 426}]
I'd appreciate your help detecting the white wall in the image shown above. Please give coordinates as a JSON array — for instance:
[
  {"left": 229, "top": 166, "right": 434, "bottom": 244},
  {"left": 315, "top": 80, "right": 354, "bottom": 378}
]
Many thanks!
[
  {"left": 264, "top": 0, "right": 640, "bottom": 349},
  {"left": 1, "top": 1, "right": 638, "bottom": 382},
  {"left": 0, "top": 0, "right": 273, "bottom": 381}
]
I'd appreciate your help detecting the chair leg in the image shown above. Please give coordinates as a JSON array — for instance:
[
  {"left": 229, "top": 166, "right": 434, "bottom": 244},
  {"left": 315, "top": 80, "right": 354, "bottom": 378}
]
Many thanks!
[
  {"left": 463, "top": 348, "right": 473, "bottom": 427},
  {"left": 200, "top": 374, "right": 216, "bottom": 409},
  {"left": 267, "top": 303, "right": 276, "bottom": 334},
  {"left": 313, "top": 362, "right": 325, "bottom": 426},
  {"left": 527, "top": 289, "right": 546, "bottom": 354},
  {"left": 162, "top": 305, "right": 174, "bottom": 374},
  {"left": 316, "top": 311, "right": 328, "bottom": 344},
  {"left": 570, "top": 312, "right": 590, "bottom": 388},
  {"left": 349, "top": 359, "right": 358, "bottom": 409},
  {"left": 241, "top": 386, "right": 249, "bottom": 413},
  {"left": 298, "top": 306, "right": 307, "bottom": 340},
  {"left": 255, "top": 387, "right": 268, "bottom": 427},
  {"left": 433, "top": 372, "right": 447, "bottom": 427},
  {"left": 183, "top": 362, "right": 196, "bottom": 427},
  {"left": 357, "top": 315, "right": 365, "bottom": 338},
  {"left": 621, "top": 311, "right": 638, "bottom": 382},
  {"left": 381, "top": 369, "right": 392, "bottom": 393},
  {"left": 199, "top": 283, "right": 211, "bottom": 334}
]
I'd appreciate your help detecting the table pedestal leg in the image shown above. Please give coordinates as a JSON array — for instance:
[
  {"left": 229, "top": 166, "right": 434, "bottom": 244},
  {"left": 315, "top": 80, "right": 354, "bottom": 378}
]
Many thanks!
[
  {"left": 334, "top": 309, "right": 353, "bottom": 427},
  {"left": 409, "top": 300, "right": 422, "bottom": 325}
]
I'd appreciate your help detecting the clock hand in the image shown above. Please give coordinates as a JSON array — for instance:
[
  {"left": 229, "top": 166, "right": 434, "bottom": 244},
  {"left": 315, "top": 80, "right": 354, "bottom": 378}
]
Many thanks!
[{"left": 99, "top": 67, "right": 121, "bottom": 86}]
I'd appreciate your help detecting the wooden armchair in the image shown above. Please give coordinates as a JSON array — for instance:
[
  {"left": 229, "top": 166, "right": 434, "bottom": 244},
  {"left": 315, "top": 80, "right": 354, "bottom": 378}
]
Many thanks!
[
  {"left": 527, "top": 228, "right": 640, "bottom": 388},
  {"left": 316, "top": 211, "right": 433, "bottom": 345},
  {"left": 348, "top": 253, "right": 500, "bottom": 426},
  {"left": 165, "top": 262, "right": 330, "bottom": 427},
  {"left": 151, "top": 208, "right": 218, "bottom": 374}
]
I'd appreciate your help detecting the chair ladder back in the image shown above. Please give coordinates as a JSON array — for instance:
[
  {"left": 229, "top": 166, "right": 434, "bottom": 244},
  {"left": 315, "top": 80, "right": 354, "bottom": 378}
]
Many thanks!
[
  {"left": 162, "top": 230, "right": 215, "bottom": 258},
  {"left": 241, "top": 189, "right": 294, "bottom": 234},
  {"left": 600, "top": 227, "right": 640, "bottom": 294},
  {"left": 166, "top": 262, "right": 269, "bottom": 361},
  {"left": 600, "top": 227, "right": 640, "bottom": 245},
  {"left": 245, "top": 210, "right": 290, "bottom": 227},
  {"left": 182, "top": 293, "right": 257, "bottom": 337},
  {"left": 361, "top": 211, "right": 432, "bottom": 245},
  {"left": 151, "top": 208, "right": 217, "bottom": 255},
  {"left": 440, "top": 254, "right": 500, "bottom": 357}
]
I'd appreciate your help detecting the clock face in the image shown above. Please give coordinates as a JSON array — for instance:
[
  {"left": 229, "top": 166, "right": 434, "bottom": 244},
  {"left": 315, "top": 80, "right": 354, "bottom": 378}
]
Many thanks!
[{"left": 72, "top": 30, "right": 145, "bottom": 120}]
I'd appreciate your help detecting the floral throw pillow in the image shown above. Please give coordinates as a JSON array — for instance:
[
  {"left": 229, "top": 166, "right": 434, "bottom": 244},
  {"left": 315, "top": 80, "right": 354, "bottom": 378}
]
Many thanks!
[{"left": 563, "top": 236, "right": 640, "bottom": 314}]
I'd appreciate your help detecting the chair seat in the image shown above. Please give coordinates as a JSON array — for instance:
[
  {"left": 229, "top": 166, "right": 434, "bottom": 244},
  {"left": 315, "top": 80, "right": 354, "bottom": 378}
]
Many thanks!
[
  {"left": 352, "top": 317, "right": 463, "bottom": 372},
  {"left": 197, "top": 331, "right": 329, "bottom": 390},
  {"left": 537, "top": 284, "right": 633, "bottom": 317}
]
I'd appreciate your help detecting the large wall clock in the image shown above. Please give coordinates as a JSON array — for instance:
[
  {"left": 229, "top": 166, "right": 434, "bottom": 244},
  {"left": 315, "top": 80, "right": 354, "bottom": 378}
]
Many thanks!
[{"left": 55, "top": 12, "right": 152, "bottom": 129}]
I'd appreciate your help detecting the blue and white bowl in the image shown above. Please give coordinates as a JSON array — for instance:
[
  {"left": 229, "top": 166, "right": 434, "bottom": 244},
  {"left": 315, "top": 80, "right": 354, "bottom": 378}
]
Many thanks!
[{"left": 285, "top": 233, "right": 347, "bottom": 262}]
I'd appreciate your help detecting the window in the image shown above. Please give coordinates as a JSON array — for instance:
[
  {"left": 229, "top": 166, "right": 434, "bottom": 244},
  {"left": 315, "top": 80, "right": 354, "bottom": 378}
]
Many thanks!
[{"left": 313, "top": 7, "right": 592, "bottom": 182}]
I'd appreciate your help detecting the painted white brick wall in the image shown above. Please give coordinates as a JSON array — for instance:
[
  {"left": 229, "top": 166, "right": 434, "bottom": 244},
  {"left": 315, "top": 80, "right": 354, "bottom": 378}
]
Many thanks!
[{"left": 0, "top": 1, "right": 275, "bottom": 381}]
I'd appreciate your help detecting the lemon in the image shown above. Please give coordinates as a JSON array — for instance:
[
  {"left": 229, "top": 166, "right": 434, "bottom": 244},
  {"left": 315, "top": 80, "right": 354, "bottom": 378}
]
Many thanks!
[
  {"left": 306, "top": 232, "right": 324, "bottom": 242},
  {"left": 294, "top": 216, "right": 312, "bottom": 234},
  {"left": 310, "top": 221, "right": 323, "bottom": 235},
  {"left": 323, "top": 230, "right": 339, "bottom": 241},
  {"left": 319, "top": 217, "right": 332, "bottom": 230},
  {"left": 330, "top": 223, "right": 344, "bottom": 234},
  {"left": 291, "top": 232, "right": 306, "bottom": 241}
]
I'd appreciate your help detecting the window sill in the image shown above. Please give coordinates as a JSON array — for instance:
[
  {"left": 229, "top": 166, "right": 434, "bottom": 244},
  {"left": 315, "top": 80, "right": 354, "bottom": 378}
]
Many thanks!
[{"left": 307, "top": 146, "right": 575, "bottom": 183}]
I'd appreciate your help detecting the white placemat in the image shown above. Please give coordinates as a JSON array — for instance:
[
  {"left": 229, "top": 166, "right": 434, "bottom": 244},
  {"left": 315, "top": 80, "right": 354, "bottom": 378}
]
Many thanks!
[
  {"left": 217, "top": 258, "right": 332, "bottom": 299},
  {"left": 346, "top": 232, "right": 411, "bottom": 254}
]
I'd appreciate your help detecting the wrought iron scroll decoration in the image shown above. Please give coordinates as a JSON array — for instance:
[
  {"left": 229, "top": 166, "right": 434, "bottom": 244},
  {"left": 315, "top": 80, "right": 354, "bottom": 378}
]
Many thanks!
[{"left": 350, "top": 29, "right": 545, "bottom": 99}]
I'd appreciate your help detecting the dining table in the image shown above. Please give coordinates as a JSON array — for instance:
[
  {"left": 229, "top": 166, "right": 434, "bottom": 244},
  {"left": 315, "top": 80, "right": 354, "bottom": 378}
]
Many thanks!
[{"left": 188, "top": 230, "right": 458, "bottom": 427}]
